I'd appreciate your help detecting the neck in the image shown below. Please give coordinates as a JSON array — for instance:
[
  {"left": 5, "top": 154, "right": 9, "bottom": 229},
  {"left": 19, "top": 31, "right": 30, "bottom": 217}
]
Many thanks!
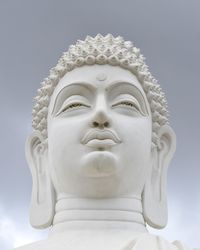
[{"left": 50, "top": 193, "right": 147, "bottom": 235}]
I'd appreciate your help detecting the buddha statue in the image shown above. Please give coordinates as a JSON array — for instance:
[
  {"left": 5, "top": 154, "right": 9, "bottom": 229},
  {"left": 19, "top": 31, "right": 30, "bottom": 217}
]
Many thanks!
[{"left": 15, "top": 34, "right": 198, "bottom": 250}]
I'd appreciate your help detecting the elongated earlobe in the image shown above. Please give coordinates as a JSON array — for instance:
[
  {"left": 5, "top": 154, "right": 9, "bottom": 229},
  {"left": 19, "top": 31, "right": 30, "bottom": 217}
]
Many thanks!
[
  {"left": 25, "top": 131, "right": 55, "bottom": 229},
  {"left": 143, "top": 125, "right": 176, "bottom": 228}
]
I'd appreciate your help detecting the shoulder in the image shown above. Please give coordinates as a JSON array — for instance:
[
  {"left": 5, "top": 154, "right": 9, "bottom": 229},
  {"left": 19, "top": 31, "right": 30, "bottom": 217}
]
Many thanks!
[
  {"left": 14, "top": 239, "right": 52, "bottom": 250},
  {"left": 124, "top": 233, "right": 198, "bottom": 250},
  {"left": 14, "top": 233, "right": 199, "bottom": 250},
  {"left": 172, "top": 240, "right": 200, "bottom": 250}
]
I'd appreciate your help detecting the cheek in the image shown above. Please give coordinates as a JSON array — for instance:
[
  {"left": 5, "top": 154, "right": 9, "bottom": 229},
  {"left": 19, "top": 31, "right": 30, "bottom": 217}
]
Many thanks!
[
  {"left": 114, "top": 117, "right": 152, "bottom": 194},
  {"left": 48, "top": 116, "right": 89, "bottom": 156},
  {"left": 117, "top": 116, "right": 152, "bottom": 152},
  {"left": 47, "top": 119, "right": 86, "bottom": 189},
  {"left": 48, "top": 118, "right": 82, "bottom": 143}
]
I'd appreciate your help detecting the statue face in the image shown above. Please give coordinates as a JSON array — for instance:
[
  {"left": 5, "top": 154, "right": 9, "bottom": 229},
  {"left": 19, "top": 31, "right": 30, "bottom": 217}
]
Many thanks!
[{"left": 47, "top": 65, "right": 152, "bottom": 198}]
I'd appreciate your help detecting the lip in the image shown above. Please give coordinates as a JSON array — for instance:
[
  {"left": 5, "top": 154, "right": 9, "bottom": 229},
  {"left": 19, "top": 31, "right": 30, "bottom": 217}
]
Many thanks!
[
  {"left": 86, "top": 139, "right": 117, "bottom": 148},
  {"left": 81, "top": 129, "right": 121, "bottom": 148}
]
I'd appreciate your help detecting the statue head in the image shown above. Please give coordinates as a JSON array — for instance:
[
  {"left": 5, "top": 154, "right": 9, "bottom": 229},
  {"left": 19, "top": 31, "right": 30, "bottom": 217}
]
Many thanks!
[{"left": 26, "top": 34, "right": 176, "bottom": 231}]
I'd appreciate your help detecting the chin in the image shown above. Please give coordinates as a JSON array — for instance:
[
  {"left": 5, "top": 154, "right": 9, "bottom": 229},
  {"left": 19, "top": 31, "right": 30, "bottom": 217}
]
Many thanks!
[{"left": 80, "top": 151, "right": 120, "bottom": 178}]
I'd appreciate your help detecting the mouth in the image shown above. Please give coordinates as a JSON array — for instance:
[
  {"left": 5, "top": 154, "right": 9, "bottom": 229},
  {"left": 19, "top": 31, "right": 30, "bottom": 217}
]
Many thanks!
[
  {"left": 81, "top": 129, "right": 121, "bottom": 149},
  {"left": 86, "top": 139, "right": 117, "bottom": 149}
]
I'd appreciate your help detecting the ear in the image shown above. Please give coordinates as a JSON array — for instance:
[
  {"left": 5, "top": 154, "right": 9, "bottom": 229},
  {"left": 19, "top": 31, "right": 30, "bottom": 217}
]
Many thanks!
[
  {"left": 25, "top": 131, "right": 55, "bottom": 229},
  {"left": 143, "top": 125, "right": 176, "bottom": 228}
]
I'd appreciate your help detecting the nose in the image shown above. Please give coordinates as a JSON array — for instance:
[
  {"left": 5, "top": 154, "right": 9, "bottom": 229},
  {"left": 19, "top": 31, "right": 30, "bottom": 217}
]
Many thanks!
[{"left": 91, "top": 95, "right": 111, "bottom": 129}]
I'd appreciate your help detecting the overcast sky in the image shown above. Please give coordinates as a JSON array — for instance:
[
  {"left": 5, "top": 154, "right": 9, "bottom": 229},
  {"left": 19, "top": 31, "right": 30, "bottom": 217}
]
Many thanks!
[{"left": 0, "top": 0, "right": 200, "bottom": 249}]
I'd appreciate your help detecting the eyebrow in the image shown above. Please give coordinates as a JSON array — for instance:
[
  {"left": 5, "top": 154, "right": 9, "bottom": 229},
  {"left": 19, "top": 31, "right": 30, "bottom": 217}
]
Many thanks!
[
  {"left": 57, "top": 82, "right": 97, "bottom": 92},
  {"left": 55, "top": 80, "right": 145, "bottom": 95},
  {"left": 105, "top": 80, "right": 144, "bottom": 94}
]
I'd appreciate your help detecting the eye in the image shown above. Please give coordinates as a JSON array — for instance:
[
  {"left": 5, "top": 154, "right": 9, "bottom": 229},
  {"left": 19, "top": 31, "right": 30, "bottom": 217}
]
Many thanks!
[
  {"left": 112, "top": 100, "right": 139, "bottom": 111},
  {"left": 111, "top": 98, "right": 145, "bottom": 116},
  {"left": 55, "top": 101, "right": 91, "bottom": 116},
  {"left": 61, "top": 102, "right": 90, "bottom": 112}
]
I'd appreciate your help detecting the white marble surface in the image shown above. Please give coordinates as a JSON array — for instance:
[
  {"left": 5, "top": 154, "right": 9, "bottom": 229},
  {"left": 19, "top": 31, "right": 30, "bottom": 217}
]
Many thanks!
[{"left": 14, "top": 35, "right": 198, "bottom": 250}]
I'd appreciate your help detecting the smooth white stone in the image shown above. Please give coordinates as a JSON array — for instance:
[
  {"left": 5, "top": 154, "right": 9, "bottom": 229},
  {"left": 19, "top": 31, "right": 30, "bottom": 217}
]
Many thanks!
[{"left": 16, "top": 34, "right": 198, "bottom": 250}]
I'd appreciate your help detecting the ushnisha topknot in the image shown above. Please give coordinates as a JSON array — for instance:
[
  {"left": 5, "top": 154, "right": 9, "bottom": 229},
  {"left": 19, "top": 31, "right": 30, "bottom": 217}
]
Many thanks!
[{"left": 32, "top": 34, "right": 169, "bottom": 147}]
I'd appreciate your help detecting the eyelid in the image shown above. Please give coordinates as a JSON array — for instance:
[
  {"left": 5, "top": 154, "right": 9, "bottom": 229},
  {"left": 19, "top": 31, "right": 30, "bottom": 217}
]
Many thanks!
[
  {"left": 55, "top": 95, "right": 91, "bottom": 116},
  {"left": 111, "top": 95, "right": 146, "bottom": 116}
]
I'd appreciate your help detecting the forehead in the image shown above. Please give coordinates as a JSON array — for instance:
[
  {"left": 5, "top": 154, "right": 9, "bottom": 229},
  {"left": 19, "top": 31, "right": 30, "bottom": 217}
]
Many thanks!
[
  {"left": 55, "top": 64, "right": 143, "bottom": 91},
  {"left": 49, "top": 64, "right": 149, "bottom": 111}
]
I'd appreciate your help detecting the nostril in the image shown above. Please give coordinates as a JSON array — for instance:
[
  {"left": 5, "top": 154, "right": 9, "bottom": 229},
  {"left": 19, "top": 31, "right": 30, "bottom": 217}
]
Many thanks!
[
  {"left": 104, "top": 121, "right": 109, "bottom": 127},
  {"left": 93, "top": 121, "right": 99, "bottom": 127},
  {"left": 92, "top": 121, "right": 110, "bottom": 128}
]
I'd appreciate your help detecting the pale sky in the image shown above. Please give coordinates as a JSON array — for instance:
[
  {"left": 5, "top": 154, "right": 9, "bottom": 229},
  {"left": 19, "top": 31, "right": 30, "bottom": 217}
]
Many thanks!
[{"left": 0, "top": 0, "right": 200, "bottom": 249}]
